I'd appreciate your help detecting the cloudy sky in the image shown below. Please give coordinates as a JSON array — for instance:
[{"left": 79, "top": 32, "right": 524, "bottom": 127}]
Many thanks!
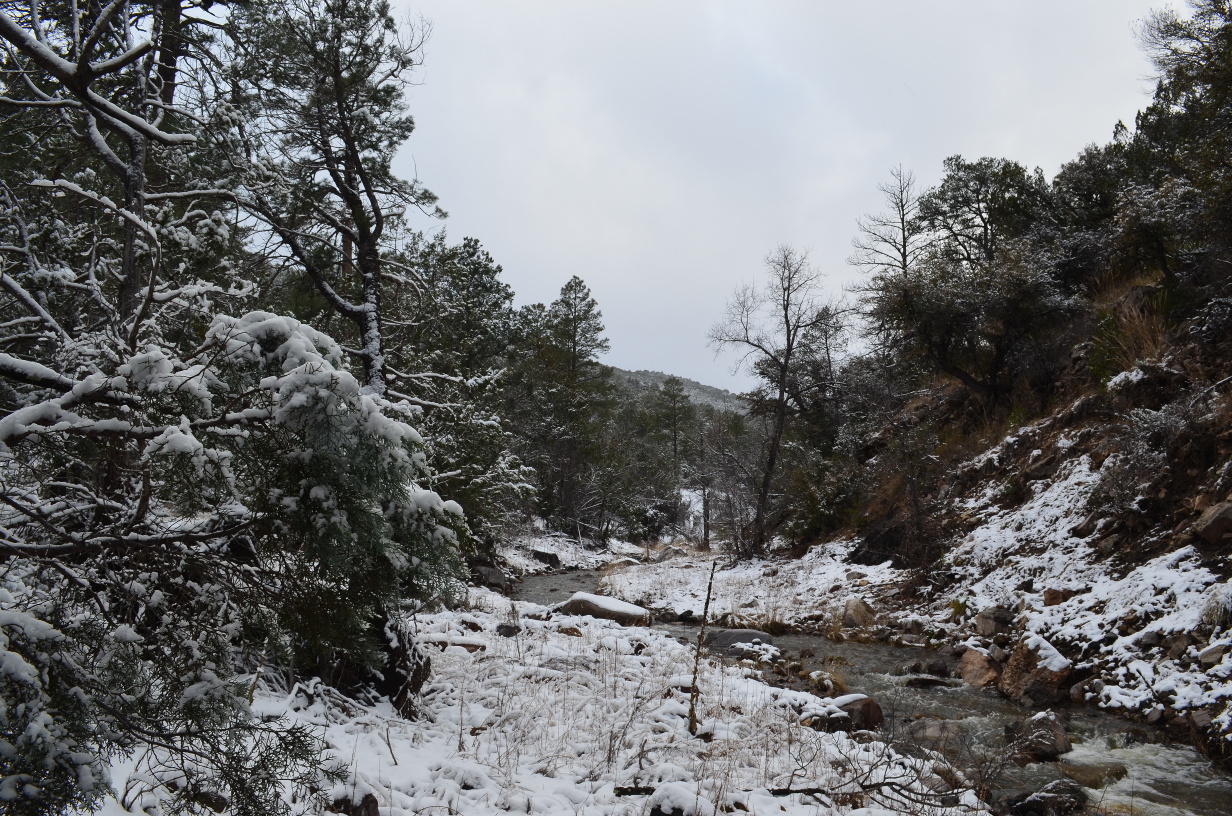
[{"left": 392, "top": 1, "right": 1167, "bottom": 391}]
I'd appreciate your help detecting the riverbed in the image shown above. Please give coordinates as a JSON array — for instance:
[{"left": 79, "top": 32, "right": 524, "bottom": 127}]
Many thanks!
[{"left": 515, "top": 569, "right": 1232, "bottom": 815}]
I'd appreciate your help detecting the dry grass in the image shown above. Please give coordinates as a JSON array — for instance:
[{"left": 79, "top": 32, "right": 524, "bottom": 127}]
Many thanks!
[{"left": 1089, "top": 273, "right": 1170, "bottom": 379}]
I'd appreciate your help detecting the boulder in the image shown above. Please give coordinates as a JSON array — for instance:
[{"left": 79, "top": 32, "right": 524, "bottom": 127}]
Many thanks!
[
  {"left": 331, "top": 793, "right": 380, "bottom": 816},
  {"left": 472, "top": 564, "right": 513, "bottom": 593},
  {"left": 1096, "top": 534, "right": 1123, "bottom": 555},
  {"left": 974, "top": 606, "right": 1014, "bottom": 637},
  {"left": 1166, "top": 714, "right": 1192, "bottom": 738},
  {"left": 899, "top": 618, "right": 926, "bottom": 635},
  {"left": 999, "top": 635, "right": 1072, "bottom": 708},
  {"left": 996, "top": 780, "right": 1085, "bottom": 816},
  {"left": 926, "top": 659, "right": 949, "bottom": 677},
  {"left": 1164, "top": 632, "right": 1193, "bottom": 660},
  {"left": 837, "top": 695, "right": 884, "bottom": 730},
  {"left": 960, "top": 648, "right": 1001, "bottom": 688},
  {"left": 842, "top": 597, "right": 876, "bottom": 628},
  {"left": 1136, "top": 630, "right": 1164, "bottom": 650},
  {"left": 1060, "top": 762, "right": 1128, "bottom": 790},
  {"left": 1199, "top": 643, "right": 1229, "bottom": 670},
  {"left": 558, "top": 592, "right": 651, "bottom": 625},
  {"left": 1010, "top": 710, "right": 1072, "bottom": 763},
  {"left": 705, "top": 628, "right": 773, "bottom": 649},
  {"left": 531, "top": 549, "right": 562, "bottom": 569},
  {"left": 905, "top": 676, "right": 956, "bottom": 689},
  {"left": 421, "top": 634, "right": 486, "bottom": 653},
  {"left": 1046, "top": 587, "right": 1088, "bottom": 606},
  {"left": 653, "top": 546, "right": 689, "bottom": 563},
  {"left": 1194, "top": 501, "right": 1232, "bottom": 544},
  {"left": 1070, "top": 511, "right": 1103, "bottom": 539}
]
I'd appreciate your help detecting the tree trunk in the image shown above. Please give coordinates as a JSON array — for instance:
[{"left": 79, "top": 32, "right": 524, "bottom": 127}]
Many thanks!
[
  {"left": 701, "top": 485, "right": 710, "bottom": 550},
  {"left": 357, "top": 243, "right": 386, "bottom": 395},
  {"left": 118, "top": 139, "right": 148, "bottom": 321},
  {"left": 752, "top": 379, "right": 789, "bottom": 556},
  {"left": 156, "top": 0, "right": 187, "bottom": 105}
]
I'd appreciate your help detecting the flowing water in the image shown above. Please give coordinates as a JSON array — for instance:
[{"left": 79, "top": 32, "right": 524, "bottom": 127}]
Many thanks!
[{"left": 515, "top": 569, "right": 1232, "bottom": 815}]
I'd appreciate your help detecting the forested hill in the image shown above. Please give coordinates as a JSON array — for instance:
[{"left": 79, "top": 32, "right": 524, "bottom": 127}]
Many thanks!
[{"left": 612, "top": 368, "right": 747, "bottom": 413}]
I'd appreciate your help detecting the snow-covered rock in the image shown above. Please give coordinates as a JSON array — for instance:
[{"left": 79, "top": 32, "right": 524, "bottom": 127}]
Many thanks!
[
  {"left": 999, "top": 636, "right": 1072, "bottom": 708},
  {"left": 559, "top": 591, "right": 651, "bottom": 625}
]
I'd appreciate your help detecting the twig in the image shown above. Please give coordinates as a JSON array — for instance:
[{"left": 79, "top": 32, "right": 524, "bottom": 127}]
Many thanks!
[
  {"left": 688, "top": 562, "right": 718, "bottom": 736},
  {"left": 383, "top": 725, "right": 399, "bottom": 766},
  {"left": 1135, "top": 666, "right": 1169, "bottom": 708}
]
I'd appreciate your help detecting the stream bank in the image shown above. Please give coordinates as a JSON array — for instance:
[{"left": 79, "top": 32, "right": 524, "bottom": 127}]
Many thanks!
[{"left": 515, "top": 569, "right": 1232, "bottom": 816}]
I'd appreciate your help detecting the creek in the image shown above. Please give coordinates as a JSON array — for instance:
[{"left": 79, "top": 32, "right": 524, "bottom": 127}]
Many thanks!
[{"left": 515, "top": 569, "right": 1232, "bottom": 816}]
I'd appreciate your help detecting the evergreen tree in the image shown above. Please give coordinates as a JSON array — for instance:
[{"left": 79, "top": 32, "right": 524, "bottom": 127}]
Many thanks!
[
  {"left": 382, "top": 233, "right": 533, "bottom": 548},
  {"left": 0, "top": 2, "right": 463, "bottom": 812},
  {"left": 505, "top": 277, "right": 614, "bottom": 537},
  {"left": 654, "top": 376, "right": 696, "bottom": 479},
  {"left": 226, "top": 0, "right": 443, "bottom": 396}
]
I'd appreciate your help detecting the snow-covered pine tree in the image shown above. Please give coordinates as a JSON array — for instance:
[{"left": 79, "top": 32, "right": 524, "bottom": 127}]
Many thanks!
[
  {"left": 380, "top": 234, "right": 535, "bottom": 549},
  {"left": 223, "top": 0, "right": 442, "bottom": 399},
  {"left": 0, "top": 2, "right": 463, "bottom": 813},
  {"left": 220, "top": 0, "right": 537, "bottom": 554}
]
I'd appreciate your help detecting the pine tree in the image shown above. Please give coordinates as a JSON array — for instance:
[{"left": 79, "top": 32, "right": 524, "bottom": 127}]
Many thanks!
[
  {"left": 505, "top": 277, "right": 615, "bottom": 536},
  {"left": 0, "top": 2, "right": 464, "bottom": 812}
]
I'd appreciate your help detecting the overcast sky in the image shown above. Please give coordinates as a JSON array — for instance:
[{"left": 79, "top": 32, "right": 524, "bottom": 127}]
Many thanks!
[{"left": 392, "top": 1, "right": 1168, "bottom": 391}]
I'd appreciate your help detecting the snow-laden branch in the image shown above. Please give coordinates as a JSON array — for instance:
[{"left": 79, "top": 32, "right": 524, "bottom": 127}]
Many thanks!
[{"left": 0, "top": 9, "right": 193, "bottom": 146}]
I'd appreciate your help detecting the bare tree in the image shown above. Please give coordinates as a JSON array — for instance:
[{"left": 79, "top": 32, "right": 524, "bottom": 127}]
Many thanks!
[
  {"left": 709, "top": 246, "right": 841, "bottom": 558},
  {"left": 849, "top": 165, "right": 928, "bottom": 280}
]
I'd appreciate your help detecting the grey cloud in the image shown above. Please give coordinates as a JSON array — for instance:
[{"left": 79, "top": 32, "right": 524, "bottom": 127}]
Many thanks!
[{"left": 394, "top": 0, "right": 1160, "bottom": 390}]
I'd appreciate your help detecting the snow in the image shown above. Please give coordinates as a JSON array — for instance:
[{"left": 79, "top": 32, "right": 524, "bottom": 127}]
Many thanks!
[
  {"left": 1107, "top": 367, "right": 1147, "bottom": 390},
  {"left": 600, "top": 540, "right": 900, "bottom": 629},
  {"left": 498, "top": 533, "right": 634, "bottom": 575},
  {"left": 582, "top": 441, "right": 1232, "bottom": 739},
  {"left": 95, "top": 588, "right": 980, "bottom": 816},
  {"left": 1023, "top": 635, "right": 1071, "bottom": 673},
  {"left": 930, "top": 447, "right": 1232, "bottom": 732},
  {"left": 561, "top": 591, "right": 648, "bottom": 617}
]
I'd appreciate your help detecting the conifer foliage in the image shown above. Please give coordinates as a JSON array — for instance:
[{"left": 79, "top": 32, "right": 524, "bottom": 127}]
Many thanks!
[{"left": 0, "top": 1, "right": 463, "bottom": 813}]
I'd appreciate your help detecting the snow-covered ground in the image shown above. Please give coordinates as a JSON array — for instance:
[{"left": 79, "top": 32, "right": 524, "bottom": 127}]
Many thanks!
[
  {"left": 600, "top": 542, "right": 902, "bottom": 633},
  {"left": 99, "top": 588, "right": 981, "bottom": 816},
  {"left": 499, "top": 533, "right": 641, "bottom": 575},
  {"left": 937, "top": 455, "right": 1232, "bottom": 732},
  {"left": 592, "top": 453, "right": 1232, "bottom": 738}
]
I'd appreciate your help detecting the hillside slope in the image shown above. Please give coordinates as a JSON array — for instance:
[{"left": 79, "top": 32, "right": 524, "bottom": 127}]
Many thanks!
[
  {"left": 611, "top": 367, "right": 747, "bottom": 413},
  {"left": 595, "top": 363, "right": 1232, "bottom": 756}
]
